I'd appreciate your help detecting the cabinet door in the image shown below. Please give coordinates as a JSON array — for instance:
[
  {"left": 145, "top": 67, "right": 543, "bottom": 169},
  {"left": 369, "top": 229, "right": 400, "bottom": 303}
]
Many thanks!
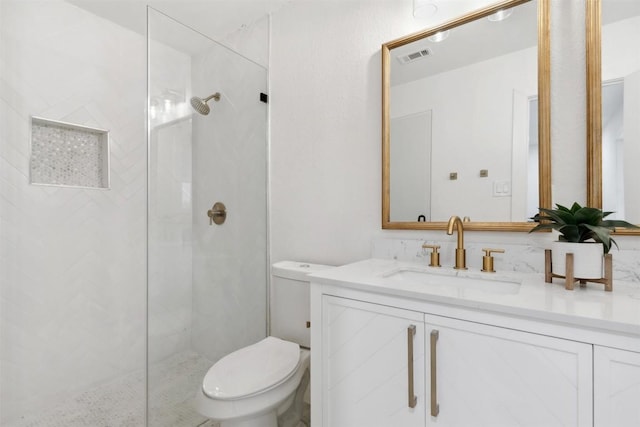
[
  {"left": 425, "top": 314, "right": 593, "bottom": 427},
  {"left": 594, "top": 346, "right": 640, "bottom": 426},
  {"left": 322, "top": 296, "right": 425, "bottom": 427}
]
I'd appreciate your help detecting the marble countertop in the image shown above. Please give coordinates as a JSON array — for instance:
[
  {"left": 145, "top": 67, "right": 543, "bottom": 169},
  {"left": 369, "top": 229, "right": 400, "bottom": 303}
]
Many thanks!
[{"left": 310, "top": 258, "right": 640, "bottom": 336}]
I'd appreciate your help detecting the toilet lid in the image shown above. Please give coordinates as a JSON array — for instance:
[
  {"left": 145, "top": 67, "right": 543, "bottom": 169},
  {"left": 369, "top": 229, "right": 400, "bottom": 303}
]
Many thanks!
[{"left": 202, "top": 337, "right": 301, "bottom": 400}]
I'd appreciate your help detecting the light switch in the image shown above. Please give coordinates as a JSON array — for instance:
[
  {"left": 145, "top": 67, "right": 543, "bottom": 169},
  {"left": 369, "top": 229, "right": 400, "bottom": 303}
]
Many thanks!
[{"left": 493, "top": 180, "right": 511, "bottom": 197}]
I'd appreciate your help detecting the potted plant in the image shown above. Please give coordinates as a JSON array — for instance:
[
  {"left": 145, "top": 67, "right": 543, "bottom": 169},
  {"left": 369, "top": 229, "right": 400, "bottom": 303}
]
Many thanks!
[{"left": 530, "top": 202, "right": 639, "bottom": 279}]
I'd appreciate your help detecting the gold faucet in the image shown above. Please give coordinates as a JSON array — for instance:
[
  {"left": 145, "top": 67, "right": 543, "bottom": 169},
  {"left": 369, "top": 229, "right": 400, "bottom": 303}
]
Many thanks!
[{"left": 447, "top": 216, "right": 467, "bottom": 270}]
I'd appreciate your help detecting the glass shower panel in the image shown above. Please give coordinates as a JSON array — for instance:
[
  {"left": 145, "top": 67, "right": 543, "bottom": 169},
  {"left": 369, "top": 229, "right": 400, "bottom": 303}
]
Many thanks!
[{"left": 147, "top": 8, "right": 268, "bottom": 426}]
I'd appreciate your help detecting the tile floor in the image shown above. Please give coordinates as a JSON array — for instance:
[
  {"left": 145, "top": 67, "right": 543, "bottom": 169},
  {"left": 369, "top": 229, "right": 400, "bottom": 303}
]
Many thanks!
[
  {"left": 6, "top": 351, "right": 309, "bottom": 427},
  {"left": 6, "top": 352, "right": 212, "bottom": 427}
]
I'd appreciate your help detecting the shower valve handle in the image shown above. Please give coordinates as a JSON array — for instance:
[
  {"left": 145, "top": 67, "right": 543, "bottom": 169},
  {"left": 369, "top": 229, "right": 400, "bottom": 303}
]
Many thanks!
[{"left": 207, "top": 202, "right": 227, "bottom": 225}]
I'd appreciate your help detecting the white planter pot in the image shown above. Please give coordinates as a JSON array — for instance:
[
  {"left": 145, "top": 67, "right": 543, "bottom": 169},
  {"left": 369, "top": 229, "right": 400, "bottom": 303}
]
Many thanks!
[{"left": 551, "top": 241, "right": 604, "bottom": 279}]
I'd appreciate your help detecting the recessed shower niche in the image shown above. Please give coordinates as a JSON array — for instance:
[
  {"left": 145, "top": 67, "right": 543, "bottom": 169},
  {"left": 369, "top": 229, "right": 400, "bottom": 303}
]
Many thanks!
[{"left": 30, "top": 116, "right": 110, "bottom": 189}]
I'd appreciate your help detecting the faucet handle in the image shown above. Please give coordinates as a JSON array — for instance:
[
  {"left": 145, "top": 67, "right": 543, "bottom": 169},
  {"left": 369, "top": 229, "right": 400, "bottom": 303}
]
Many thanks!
[
  {"left": 481, "top": 248, "right": 505, "bottom": 273},
  {"left": 422, "top": 244, "right": 441, "bottom": 268}
]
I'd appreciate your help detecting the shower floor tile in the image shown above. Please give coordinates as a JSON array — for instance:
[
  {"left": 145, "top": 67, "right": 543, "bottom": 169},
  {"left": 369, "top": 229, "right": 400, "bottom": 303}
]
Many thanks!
[
  {"left": 148, "top": 352, "right": 213, "bottom": 427},
  {"left": 6, "top": 352, "right": 212, "bottom": 427}
]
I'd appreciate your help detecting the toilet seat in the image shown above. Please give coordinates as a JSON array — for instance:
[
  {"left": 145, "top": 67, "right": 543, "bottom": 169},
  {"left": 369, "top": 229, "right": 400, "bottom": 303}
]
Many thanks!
[{"left": 202, "top": 337, "right": 301, "bottom": 400}]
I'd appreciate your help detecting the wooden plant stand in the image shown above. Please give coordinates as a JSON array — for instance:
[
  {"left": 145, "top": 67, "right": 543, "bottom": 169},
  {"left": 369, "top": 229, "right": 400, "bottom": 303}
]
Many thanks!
[{"left": 544, "top": 249, "right": 613, "bottom": 292}]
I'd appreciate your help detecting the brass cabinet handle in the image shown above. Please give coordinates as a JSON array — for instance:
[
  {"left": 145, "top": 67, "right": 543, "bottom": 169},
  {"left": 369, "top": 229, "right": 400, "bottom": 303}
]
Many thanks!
[
  {"left": 430, "top": 329, "right": 440, "bottom": 417},
  {"left": 407, "top": 325, "right": 417, "bottom": 408}
]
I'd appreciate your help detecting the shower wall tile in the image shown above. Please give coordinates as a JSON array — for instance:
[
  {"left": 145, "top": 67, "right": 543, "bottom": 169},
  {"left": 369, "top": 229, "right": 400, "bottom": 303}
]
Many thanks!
[
  {"left": 0, "top": 1, "right": 147, "bottom": 423},
  {"left": 148, "top": 115, "right": 194, "bottom": 365},
  {"left": 190, "top": 44, "right": 268, "bottom": 362}
]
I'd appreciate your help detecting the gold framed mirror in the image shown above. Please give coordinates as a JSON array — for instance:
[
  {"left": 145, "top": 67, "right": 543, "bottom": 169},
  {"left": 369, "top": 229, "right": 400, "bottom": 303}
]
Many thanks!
[
  {"left": 382, "top": 0, "right": 550, "bottom": 231},
  {"left": 586, "top": 0, "right": 640, "bottom": 235}
]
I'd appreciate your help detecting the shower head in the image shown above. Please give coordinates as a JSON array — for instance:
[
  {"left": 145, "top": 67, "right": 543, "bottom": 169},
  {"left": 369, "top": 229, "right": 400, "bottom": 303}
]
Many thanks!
[{"left": 190, "top": 92, "right": 221, "bottom": 115}]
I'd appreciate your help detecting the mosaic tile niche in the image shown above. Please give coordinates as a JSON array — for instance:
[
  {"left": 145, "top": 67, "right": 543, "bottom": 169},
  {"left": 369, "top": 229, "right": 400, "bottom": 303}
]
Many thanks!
[{"left": 30, "top": 117, "right": 110, "bottom": 189}]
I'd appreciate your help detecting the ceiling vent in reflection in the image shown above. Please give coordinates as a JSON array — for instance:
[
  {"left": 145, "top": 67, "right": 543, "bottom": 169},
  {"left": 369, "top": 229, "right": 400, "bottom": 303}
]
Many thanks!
[{"left": 397, "top": 47, "right": 432, "bottom": 64}]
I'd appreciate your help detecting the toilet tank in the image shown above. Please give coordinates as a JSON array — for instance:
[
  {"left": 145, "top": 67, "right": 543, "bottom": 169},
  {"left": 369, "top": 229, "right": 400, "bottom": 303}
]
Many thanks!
[{"left": 271, "top": 261, "right": 333, "bottom": 348}]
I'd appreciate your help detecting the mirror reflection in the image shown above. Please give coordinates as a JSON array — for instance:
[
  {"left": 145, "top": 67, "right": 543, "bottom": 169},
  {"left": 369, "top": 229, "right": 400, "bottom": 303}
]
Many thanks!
[
  {"left": 385, "top": 0, "right": 544, "bottom": 227},
  {"left": 601, "top": 0, "right": 640, "bottom": 224}
]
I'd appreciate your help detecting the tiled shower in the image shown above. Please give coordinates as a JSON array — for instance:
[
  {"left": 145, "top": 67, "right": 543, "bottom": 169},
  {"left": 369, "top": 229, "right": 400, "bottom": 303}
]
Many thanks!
[{"left": 0, "top": 1, "right": 268, "bottom": 426}]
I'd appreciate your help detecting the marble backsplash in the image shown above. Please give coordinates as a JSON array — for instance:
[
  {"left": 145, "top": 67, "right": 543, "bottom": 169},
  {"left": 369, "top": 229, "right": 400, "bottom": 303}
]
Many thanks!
[{"left": 372, "top": 238, "right": 640, "bottom": 285}]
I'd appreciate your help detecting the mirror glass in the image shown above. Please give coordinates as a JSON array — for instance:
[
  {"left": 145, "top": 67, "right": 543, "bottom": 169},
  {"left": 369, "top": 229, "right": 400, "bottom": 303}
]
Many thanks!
[
  {"left": 383, "top": 0, "right": 550, "bottom": 230},
  {"left": 600, "top": 0, "right": 640, "bottom": 224}
]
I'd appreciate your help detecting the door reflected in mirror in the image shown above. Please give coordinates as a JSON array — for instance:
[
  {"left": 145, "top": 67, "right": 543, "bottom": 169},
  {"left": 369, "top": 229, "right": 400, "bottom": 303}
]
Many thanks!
[
  {"left": 390, "top": 111, "right": 433, "bottom": 221},
  {"left": 382, "top": 0, "right": 551, "bottom": 230}
]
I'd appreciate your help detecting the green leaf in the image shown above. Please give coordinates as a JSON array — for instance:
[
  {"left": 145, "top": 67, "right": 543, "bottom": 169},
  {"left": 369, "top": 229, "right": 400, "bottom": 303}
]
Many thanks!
[
  {"left": 558, "top": 224, "right": 580, "bottom": 242},
  {"left": 569, "top": 202, "right": 583, "bottom": 213},
  {"left": 536, "top": 208, "right": 574, "bottom": 225},
  {"left": 583, "top": 224, "right": 612, "bottom": 253},
  {"left": 574, "top": 207, "right": 604, "bottom": 226},
  {"left": 609, "top": 237, "right": 620, "bottom": 253},
  {"left": 601, "top": 219, "right": 640, "bottom": 229}
]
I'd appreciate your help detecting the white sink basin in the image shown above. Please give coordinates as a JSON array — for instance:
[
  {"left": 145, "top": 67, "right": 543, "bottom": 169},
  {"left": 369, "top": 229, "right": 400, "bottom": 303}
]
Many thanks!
[{"left": 383, "top": 267, "right": 521, "bottom": 295}]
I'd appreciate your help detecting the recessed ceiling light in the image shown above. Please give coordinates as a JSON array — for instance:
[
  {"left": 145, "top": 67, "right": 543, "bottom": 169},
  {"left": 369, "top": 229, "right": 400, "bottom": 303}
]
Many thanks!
[
  {"left": 413, "top": 0, "right": 437, "bottom": 18},
  {"left": 488, "top": 8, "right": 514, "bottom": 22},
  {"left": 427, "top": 30, "right": 450, "bottom": 43}
]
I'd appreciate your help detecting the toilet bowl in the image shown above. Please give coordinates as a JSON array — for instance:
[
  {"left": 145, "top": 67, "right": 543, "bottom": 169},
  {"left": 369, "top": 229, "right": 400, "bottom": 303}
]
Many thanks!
[
  {"left": 195, "top": 261, "right": 332, "bottom": 427},
  {"left": 195, "top": 337, "right": 310, "bottom": 427}
]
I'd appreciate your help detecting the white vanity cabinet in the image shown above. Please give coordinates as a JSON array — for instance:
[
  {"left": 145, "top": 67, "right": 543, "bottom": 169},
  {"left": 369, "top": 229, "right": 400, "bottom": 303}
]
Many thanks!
[
  {"left": 310, "top": 259, "right": 640, "bottom": 427},
  {"left": 594, "top": 346, "right": 640, "bottom": 426},
  {"left": 321, "top": 296, "right": 425, "bottom": 427},
  {"left": 424, "top": 314, "right": 593, "bottom": 427},
  {"left": 318, "top": 295, "right": 592, "bottom": 427}
]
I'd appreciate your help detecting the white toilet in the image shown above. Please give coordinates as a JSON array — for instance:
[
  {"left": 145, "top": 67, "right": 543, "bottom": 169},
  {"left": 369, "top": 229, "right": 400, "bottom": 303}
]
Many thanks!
[{"left": 195, "top": 261, "right": 333, "bottom": 427}]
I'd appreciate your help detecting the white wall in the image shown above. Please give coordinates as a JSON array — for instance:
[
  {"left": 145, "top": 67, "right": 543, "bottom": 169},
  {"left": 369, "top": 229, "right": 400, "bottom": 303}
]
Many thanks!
[
  {"left": 270, "top": 0, "right": 433, "bottom": 266},
  {"left": 602, "top": 16, "right": 640, "bottom": 82},
  {"left": 0, "top": 1, "right": 146, "bottom": 423},
  {"left": 223, "top": 15, "right": 270, "bottom": 69}
]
